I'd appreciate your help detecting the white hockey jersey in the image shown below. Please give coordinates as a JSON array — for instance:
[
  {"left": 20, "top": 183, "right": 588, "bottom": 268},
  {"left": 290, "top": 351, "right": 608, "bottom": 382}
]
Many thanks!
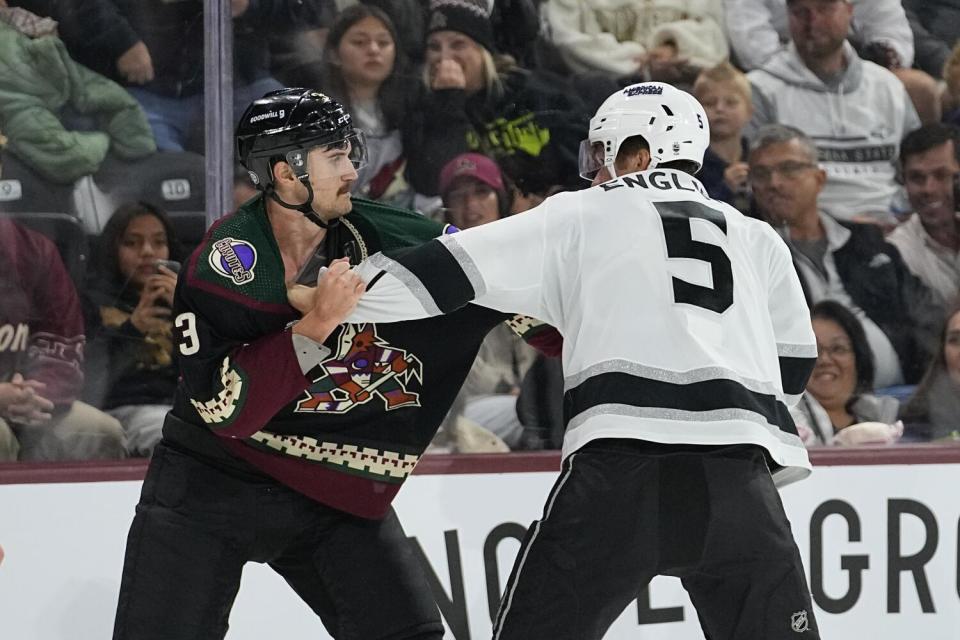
[{"left": 349, "top": 169, "right": 818, "bottom": 486}]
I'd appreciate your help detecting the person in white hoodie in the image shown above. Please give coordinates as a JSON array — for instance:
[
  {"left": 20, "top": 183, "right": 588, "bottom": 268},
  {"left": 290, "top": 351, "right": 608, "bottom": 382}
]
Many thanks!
[
  {"left": 747, "top": 0, "right": 921, "bottom": 225},
  {"left": 725, "top": 0, "right": 941, "bottom": 122},
  {"left": 544, "top": 0, "right": 728, "bottom": 85}
]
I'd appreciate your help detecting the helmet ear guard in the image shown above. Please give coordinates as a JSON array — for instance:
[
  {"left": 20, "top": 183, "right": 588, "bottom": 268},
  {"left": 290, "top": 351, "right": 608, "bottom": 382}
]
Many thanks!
[{"left": 579, "top": 82, "right": 710, "bottom": 181}]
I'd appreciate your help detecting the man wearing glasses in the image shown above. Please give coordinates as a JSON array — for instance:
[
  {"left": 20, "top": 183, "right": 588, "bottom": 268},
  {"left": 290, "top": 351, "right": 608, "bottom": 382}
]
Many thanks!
[
  {"left": 746, "top": 0, "right": 920, "bottom": 225},
  {"left": 748, "top": 123, "right": 943, "bottom": 387}
]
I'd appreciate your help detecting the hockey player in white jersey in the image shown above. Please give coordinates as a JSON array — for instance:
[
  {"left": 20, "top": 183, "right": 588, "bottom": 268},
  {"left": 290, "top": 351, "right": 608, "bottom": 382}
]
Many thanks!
[{"left": 348, "top": 83, "right": 821, "bottom": 639}]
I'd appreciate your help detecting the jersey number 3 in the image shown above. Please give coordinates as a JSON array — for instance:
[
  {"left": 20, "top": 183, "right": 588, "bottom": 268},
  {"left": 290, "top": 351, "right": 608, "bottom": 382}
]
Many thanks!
[
  {"left": 653, "top": 201, "right": 733, "bottom": 313},
  {"left": 175, "top": 312, "right": 200, "bottom": 356}
]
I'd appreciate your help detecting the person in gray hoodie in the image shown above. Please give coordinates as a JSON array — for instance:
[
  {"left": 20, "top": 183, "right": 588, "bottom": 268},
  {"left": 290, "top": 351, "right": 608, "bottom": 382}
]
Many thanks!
[{"left": 747, "top": 0, "right": 920, "bottom": 226}]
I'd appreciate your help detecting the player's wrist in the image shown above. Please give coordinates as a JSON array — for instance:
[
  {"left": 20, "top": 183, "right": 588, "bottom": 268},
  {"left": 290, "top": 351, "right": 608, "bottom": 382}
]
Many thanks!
[{"left": 291, "top": 314, "right": 339, "bottom": 343}]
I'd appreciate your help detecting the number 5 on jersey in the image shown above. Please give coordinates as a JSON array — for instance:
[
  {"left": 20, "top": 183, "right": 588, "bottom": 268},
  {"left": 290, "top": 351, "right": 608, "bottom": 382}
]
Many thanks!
[
  {"left": 654, "top": 201, "right": 733, "bottom": 313},
  {"left": 175, "top": 312, "right": 200, "bottom": 355}
]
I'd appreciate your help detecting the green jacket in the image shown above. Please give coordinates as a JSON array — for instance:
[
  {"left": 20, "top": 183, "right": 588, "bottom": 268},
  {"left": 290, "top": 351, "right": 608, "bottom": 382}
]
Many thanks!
[{"left": 0, "top": 21, "right": 155, "bottom": 183}]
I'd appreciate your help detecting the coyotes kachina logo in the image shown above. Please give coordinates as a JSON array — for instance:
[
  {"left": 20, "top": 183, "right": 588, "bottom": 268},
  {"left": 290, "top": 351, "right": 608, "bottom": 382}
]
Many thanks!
[{"left": 296, "top": 324, "right": 423, "bottom": 414}]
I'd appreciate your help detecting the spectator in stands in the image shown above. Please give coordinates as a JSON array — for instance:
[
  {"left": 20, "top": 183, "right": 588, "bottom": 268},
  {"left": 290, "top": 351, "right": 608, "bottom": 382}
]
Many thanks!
[
  {"left": 900, "top": 302, "right": 960, "bottom": 442},
  {"left": 82, "top": 202, "right": 181, "bottom": 457},
  {"left": 727, "top": 0, "right": 941, "bottom": 123},
  {"left": 403, "top": 0, "right": 589, "bottom": 196},
  {"left": 315, "top": 4, "right": 421, "bottom": 208},
  {"left": 433, "top": 152, "right": 538, "bottom": 448},
  {"left": 438, "top": 152, "right": 509, "bottom": 229},
  {"left": 746, "top": 0, "right": 922, "bottom": 225},
  {"left": 497, "top": 148, "right": 578, "bottom": 215},
  {"left": 43, "top": 0, "right": 329, "bottom": 152},
  {"left": 0, "top": 3, "right": 155, "bottom": 184},
  {"left": 943, "top": 44, "right": 960, "bottom": 128},
  {"left": 693, "top": 61, "right": 753, "bottom": 212},
  {"left": 887, "top": 124, "right": 960, "bottom": 308},
  {"left": 725, "top": 0, "right": 912, "bottom": 71},
  {"left": 543, "top": 0, "right": 728, "bottom": 86},
  {"left": 902, "top": 0, "right": 960, "bottom": 80},
  {"left": 793, "top": 300, "right": 902, "bottom": 446},
  {"left": 749, "top": 124, "right": 943, "bottom": 387},
  {"left": 0, "top": 218, "right": 126, "bottom": 461}
]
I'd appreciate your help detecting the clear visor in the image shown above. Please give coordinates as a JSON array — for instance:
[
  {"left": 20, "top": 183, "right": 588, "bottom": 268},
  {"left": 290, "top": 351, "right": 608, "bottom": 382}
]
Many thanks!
[
  {"left": 286, "top": 131, "right": 368, "bottom": 180},
  {"left": 578, "top": 140, "right": 606, "bottom": 181}
]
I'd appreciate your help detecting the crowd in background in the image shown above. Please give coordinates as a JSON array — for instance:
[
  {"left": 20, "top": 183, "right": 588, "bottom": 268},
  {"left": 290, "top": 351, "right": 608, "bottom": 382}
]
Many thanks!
[{"left": 1, "top": 0, "right": 959, "bottom": 461}]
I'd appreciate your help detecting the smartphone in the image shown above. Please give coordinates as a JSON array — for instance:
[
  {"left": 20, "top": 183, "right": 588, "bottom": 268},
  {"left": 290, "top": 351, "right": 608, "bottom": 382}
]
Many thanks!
[{"left": 155, "top": 259, "right": 181, "bottom": 274}]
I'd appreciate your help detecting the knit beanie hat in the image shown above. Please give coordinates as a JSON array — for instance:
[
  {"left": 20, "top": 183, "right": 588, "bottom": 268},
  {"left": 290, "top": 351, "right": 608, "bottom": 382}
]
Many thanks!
[{"left": 426, "top": 0, "right": 495, "bottom": 53}]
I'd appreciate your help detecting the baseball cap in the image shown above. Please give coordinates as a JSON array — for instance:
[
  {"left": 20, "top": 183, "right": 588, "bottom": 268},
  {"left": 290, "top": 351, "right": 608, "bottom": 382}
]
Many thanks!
[{"left": 438, "top": 153, "right": 505, "bottom": 197}]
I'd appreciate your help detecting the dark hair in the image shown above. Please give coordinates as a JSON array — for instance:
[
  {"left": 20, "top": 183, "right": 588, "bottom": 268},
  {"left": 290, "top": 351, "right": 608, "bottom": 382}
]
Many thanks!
[
  {"left": 619, "top": 135, "right": 700, "bottom": 175},
  {"left": 319, "top": 4, "right": 412, "bottom": 130},
  {"left": 98, "top": 201, "right": 182, "bottom": 288},
  {"left": 811, "top": 300, "right": 875, "bottom": 395},
  {"left": 901, "top": 301, "right": 960, "bottom": 420},
  {"left": 899, "top": 123, "right": 960, "bottom": 167},
  {"left": 497, "top": 148, "right": 576, "bottom": 197}
]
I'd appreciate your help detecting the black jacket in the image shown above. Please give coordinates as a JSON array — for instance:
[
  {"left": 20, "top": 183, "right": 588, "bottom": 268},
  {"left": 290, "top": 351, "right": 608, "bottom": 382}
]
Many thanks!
[
  {"left": 81, "top": 277, "right": 178, "bottom": 411},
  {"left": 794, "top": 220, "right": 944, "bottom": 385},
  {"left": 404, "top": 66, "right": 589, "bottom": 195},
  {"left": 18, "top": 0, "right": 330, "bottom": 97},
  {"left": 902, "top": 0, "right": 960, "bottom": 77}
]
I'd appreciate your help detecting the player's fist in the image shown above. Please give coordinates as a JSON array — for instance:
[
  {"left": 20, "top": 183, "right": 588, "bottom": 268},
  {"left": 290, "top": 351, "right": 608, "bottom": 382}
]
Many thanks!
[
  {"left": 287, "top": 284, "right": 315, "bottom": 314},
  {"left": 293, "top": 259, "right": 366, "bottom": 343}
]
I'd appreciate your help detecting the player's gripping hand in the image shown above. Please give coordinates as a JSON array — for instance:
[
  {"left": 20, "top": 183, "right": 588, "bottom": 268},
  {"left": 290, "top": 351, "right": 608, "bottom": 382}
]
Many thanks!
[
  {"left": 287, "top": 284, "right": 314, "bottom": 315},
  {"left": 292, "top": 258, "right": 365, "bottom": 343}
]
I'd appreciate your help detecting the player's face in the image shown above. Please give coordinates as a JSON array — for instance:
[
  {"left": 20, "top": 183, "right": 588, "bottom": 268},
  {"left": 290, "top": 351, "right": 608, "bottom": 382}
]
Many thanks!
[
  {"left": 306, "top": 142, "right": 359, "bottom": 218},
  {"left": 944, "top": 311, "right": 960, "bottom": 385},
  {"left": 808, "top": 317, "right": 857, "bottom": 410},
  {"left": 118, "top": 214, "right": 169, "bottom": 289},
  {"left": 443, "top": 177, "right": 500, "bottom": 229},
  {"left": 426, "top": 30, "right": 486, "bottom": 94},
  {"left": 902, "top": 140, "right": 959, "bottom": 229},
  {"left": 697, "top": 82, "right": 752, "bottom": 141},
  {"left": 336, "top": 16, "right": 396, "bottom": 89},
  {"left": 788, "top": 0, "right": 852, "bottom": 59},
  {"left": 749, "top": 140, "right": 824, "bottom": 226}
]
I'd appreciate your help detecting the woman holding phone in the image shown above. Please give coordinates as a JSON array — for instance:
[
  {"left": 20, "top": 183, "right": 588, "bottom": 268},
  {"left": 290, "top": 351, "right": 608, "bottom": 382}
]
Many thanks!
[{"left": 82, "top": 202, "right": 183, "bottom": 456}]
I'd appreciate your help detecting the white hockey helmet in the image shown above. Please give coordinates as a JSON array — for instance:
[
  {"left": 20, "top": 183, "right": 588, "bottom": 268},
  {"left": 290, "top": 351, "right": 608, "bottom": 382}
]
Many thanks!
[{"left": 579, "top": 82, "right": 710, "bottom": 180}]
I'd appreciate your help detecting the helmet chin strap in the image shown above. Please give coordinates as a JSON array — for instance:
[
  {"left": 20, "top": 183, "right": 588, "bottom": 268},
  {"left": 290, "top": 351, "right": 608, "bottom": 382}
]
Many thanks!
[{"left": 265, "top": 176, "right": 339, "bottom": 230}]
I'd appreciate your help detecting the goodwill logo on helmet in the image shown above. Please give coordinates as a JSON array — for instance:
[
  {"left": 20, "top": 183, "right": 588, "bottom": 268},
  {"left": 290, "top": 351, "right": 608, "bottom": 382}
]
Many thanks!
[{"left": 249, "top": 109, "right": 286, "bottom": 124}]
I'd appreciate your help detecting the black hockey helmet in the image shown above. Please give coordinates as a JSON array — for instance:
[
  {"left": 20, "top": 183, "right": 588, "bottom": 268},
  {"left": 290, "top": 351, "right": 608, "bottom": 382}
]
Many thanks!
[
  {"left": 236, "top": 88, "right": 366, "bottom": 189},
  {"left": 236, "top": 88, "right": 367, "bottom": 226}
]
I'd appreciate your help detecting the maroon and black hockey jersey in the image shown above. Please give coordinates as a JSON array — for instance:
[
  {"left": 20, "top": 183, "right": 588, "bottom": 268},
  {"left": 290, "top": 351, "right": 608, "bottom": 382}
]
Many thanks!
[{"left": 164, "top": 196, "right": 557, "bottom": 518}]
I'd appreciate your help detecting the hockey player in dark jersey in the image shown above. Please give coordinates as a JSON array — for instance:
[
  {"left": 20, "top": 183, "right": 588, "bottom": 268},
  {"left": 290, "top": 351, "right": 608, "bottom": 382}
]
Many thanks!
[{"left": 111, "top": 88, "right": 556, "bottom": 640}]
